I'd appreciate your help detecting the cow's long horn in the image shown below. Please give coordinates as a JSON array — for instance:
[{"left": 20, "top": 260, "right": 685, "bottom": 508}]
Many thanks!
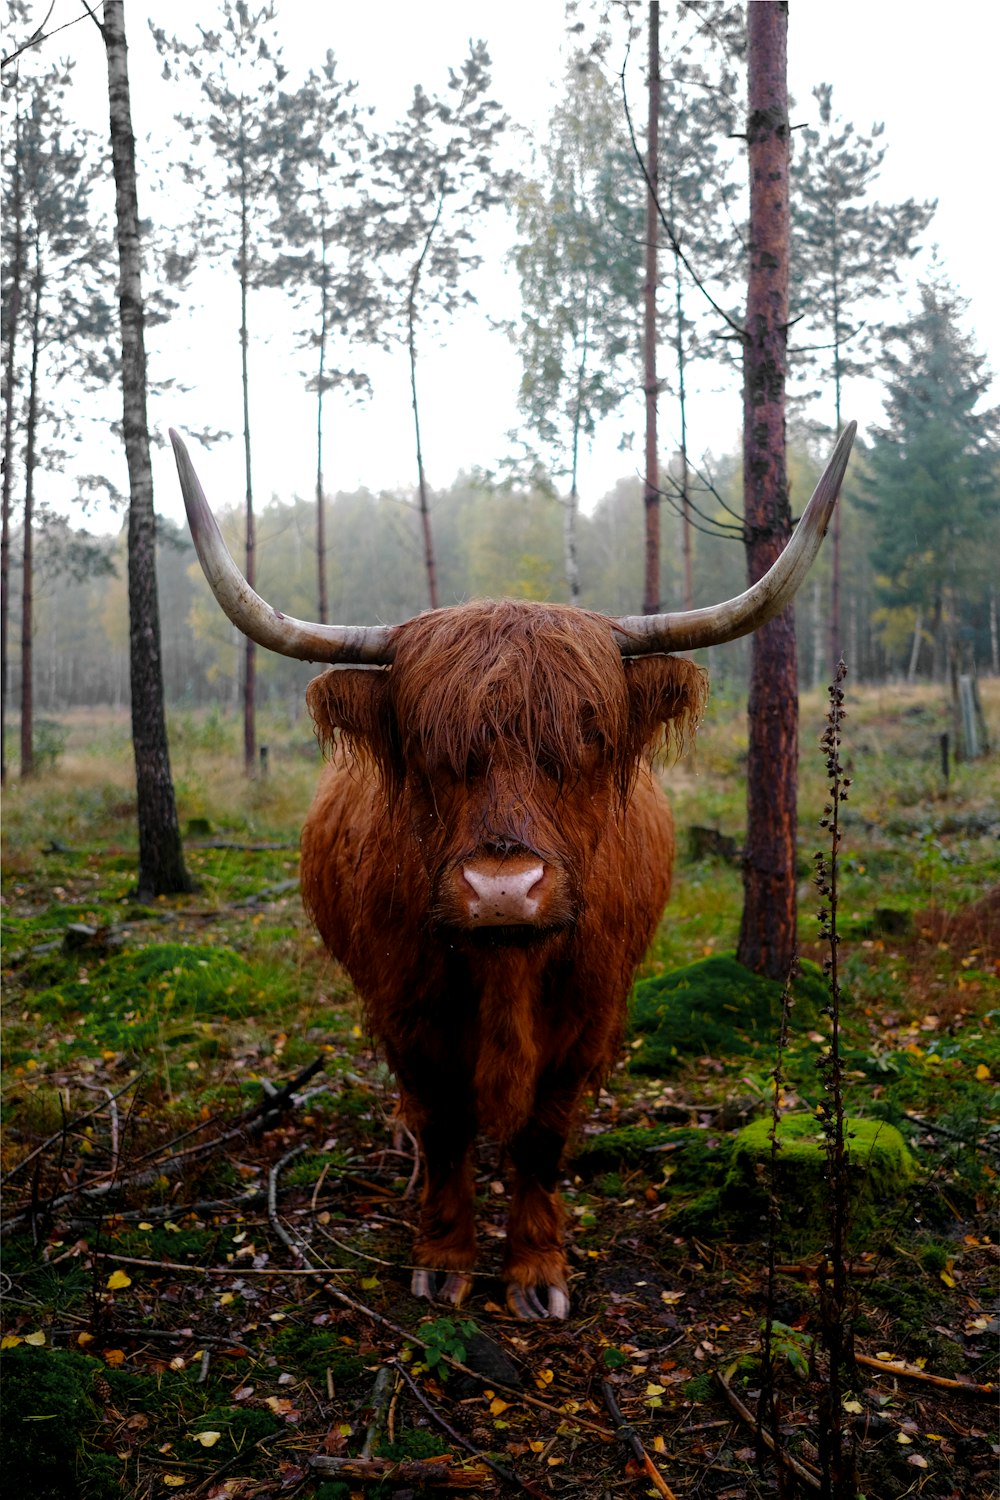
[
  {"left": 613, "top": 422, "right": 856, "bottom": 656},
  {"left": 169, "top": 430, "right": 395, "bottom": 665}
]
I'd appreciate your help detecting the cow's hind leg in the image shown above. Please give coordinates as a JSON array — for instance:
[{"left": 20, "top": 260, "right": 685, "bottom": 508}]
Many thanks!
[
  {"left": 503, "top": 1106, "right": 573, "bottom": 1320},
  {"left": 409, "top": 1101, "right": 478, "bottom": 1308}
]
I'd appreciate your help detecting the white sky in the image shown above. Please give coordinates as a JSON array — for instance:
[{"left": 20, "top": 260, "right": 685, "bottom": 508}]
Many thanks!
[{"left": 6, "top": 1, "right": 999, "bottom": 534}]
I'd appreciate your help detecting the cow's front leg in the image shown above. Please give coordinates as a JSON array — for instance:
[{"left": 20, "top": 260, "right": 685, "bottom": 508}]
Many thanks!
[
  {"left": 503, "top": 1106, "right": 574, "bottom": 1320},
  {"left": 407, "top": 1099, "right": 478, "bottom": 1308}
]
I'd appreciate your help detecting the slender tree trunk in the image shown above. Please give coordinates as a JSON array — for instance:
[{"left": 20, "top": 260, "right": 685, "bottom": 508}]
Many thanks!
[
  {"left": 989, "top": 585, "right": 999, "bottom": 676},
  {"left": 642, "top": 0, "right": 661, "bottom": 614},
  {"left": 565, "top": 284, "right": 590, "bottom": 605},
  {"left": 315, "top": 217, "right": 329, "bottom": 623},
  {"left": 828, "top": 287, "right": 844, "bottom": 674},
  {"left": 672, "top": 235, "right": 693, "bottom": 611},
  {"left": 1, "top": 90, "right": 25, "bottom": 786},
  {"left": 906, "top": 605, "right": 923, "bottom": 683},
  {"left": 737, "top": 1, "right": 796, "bottom": 980},
  {"left": 239, "top": 118, "right": 256, "bottom": 774},
  {"left": 19, "top": 239, "right": 42, "bottom": 779},
  {"left": 406, "top": 195, "right": 444, "bottom": 611},
  {"left": 102, "top": 0, "right": 192, "bottom": 899}
]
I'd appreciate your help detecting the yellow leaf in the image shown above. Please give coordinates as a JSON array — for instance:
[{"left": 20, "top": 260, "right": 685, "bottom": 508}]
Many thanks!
[
  {"left": 164, "top": 1221, "right": 180, "bottom": 1233},
  {"left": 489, "top": 1398, "right": 510, "bottom": 1416},
  {"left": 660, "top": 1290, "right": 684, "bottom": 1304},
  {"left": 138, "top": 1222, "right": 153, "bottom": 1231},
  {"left": 77, "top": 1332, "right": 94, "bottom": 1347},
  {"left": 652, "top": 1435, "right": 666, "bottom": 1453},
  {"left": 193, "top": 1431, "right": 221, "bottom": 1447},
  {"left": 218, "top": 1293, "right": 234, "bottom": 1306},
  {"left": 24, "top": 1331, "right": 46, "bottom": 1346},
  {"left": 1, "top": 1336, "right": 22, "bottom": 1349},
  {"left": 843, "top": 1400, "right": 863, "bottom": 1414},
  {"left": 940, "top": 1263, "right": 956, "bottom": 1288},
  {"left": 162, "top": 1476, "right": 187, "bottom": 1488},
  {"left": 528, "top": 1440, "right": 545, "bottom": 1453},
  {"left": 103, "top": 1349, "right": 126, "bottom": 1367},
  {"left": 535, "top": 1368, "right": 554, "bottom": 1387},
  {"left": 875, "top": 1351, "right": 894, "bottom": 1362},
  {"left": 645, "top": 1383, "right": 666, "bottom": 1397},
  {"left": 897, "top": 1432, "right": 913, "bottom": 1444},
  {"left": 975, "top": 1063, "right": 990, "bottom": 1081},
  {"left": 106, "top": 1269, "right": 132, "bottom": 1290}
]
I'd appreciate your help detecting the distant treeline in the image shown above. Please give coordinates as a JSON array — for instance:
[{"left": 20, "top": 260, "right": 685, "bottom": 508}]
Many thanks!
[{"left": 6, "top": 437, "right": 995, "bottom": 715}]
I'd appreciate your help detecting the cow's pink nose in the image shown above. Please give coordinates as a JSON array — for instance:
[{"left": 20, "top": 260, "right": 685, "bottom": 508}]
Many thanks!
[{"left": 462, "top": 860, "right": 545, "bottom": 925}]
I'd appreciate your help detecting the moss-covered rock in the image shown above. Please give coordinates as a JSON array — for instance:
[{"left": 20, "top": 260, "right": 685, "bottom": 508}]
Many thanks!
[
  {"left": 628, "top": 955, "right": 827, "bottom": 1073},
  {"left": 723, "top": 1113, "right": 915, "bottom": 1247}
]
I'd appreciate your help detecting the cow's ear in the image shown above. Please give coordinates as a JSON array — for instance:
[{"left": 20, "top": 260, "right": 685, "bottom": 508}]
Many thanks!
[
  {"left": 623, "top": 654, "right": 708, "bottom": 759},
  {"left": 306, "top": 667, "right": 398, "bottom": 769}
]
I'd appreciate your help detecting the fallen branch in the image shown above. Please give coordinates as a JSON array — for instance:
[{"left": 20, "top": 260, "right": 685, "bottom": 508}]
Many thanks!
[
  {"left": 308, "top": 1454, "right": 491, "bottom": 1488},
  {"left": 716, "top": 1369, "right": 821, "bottom": 1490},
  {"left": 1, "top": 1075, "right": 143, "bottom": 1187},
  {"left": 855, "top": 1354, "right": 996, "bottom": 1396},
  {"left": 4, "top": 1058, "right": 326, "bottom": 1233},
  {"left": 601, "top": 1379, "right": 679, "bottom": 1500},
  {"left": 393, "top": 1357, "right": 544, "bottom": 1498},
  {"left": 360, "top": 1366, "right": 396, "bottom": 1460}
]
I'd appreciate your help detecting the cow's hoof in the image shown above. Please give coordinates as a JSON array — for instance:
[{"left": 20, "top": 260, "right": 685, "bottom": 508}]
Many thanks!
[
  {"left": 506, "top": 1282, "right": 570, "bottom": 1320},
  {"left": 411, "top": 1268, "right": 473, "bottom": 1307}
]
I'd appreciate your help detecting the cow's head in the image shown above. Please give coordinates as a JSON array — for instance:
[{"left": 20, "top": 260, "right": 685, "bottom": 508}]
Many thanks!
[
  {"left": 169, "top": 422, "right": 855, "bottom": 936},
  {"left": 304, "top": 598, "right": 706, "bottom": 936}
]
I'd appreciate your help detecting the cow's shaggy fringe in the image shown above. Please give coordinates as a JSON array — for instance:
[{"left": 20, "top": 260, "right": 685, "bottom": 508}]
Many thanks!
[{"left": 309, "top": 599, "right": 707, "bottom": 804}]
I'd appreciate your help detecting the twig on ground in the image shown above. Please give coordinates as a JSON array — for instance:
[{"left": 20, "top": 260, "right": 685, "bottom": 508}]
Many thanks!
[
  {"left": 360, "top": 1365, "right": 396, "bottom": 1460},
  {"left": 854, "top": 1354, "right": 996, "bottom": 1396},
  {"left": 716, "top": 1369, "right": 821, "bottom": 1489},
  {"left": 1, "top": 1075, "right": 143, "bottom": 1186},
  {"left": 267, "top": 1142, "right": 311, "bottom": 1263},
  {"left": 308, "top": 1454, "right": 491, "bottom": 1488},
  {"left": 392, "top": 1357, "right": 545, "bottom": 1498},
  {"left": 601, "top": 1379, "right": 679, "bottom": 1500}
]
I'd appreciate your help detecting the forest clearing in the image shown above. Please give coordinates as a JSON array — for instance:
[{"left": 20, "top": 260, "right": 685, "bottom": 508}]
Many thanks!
[{"left": 2, "top": 680, "right": 997, "bottom": 1499}]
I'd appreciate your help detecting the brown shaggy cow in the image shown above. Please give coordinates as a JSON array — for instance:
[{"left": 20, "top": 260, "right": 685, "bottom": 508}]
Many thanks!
[{"left": 170, "top": 423, "right": 854, "bottom": 1319}]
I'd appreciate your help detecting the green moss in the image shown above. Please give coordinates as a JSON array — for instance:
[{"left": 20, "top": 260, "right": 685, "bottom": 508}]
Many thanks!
[
  {"left": 723, "top": 1113, "right": 915, "bottom": 1248},
  {"left": 376, "top": 1428, "right": 451, "bottom": 1460},
  {"left": 680, "top": 1373, "right": 714, "bottom": 1402},
  {"left": 628, "top": 955, "right": 827, "bottom": 1073},
  {"left": 0, "top": 1346, "right": 101, "bottom": 1499},
  {"left": 573, "top": 1125, "right": 732, "bottom": 1191}
]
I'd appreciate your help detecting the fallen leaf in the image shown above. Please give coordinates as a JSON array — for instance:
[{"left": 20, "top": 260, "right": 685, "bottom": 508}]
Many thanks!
[
  {"left": 24, "top": 1330, "right": 46, "bottom": 1346},
  {"left": 106, "top": 1269, "right": 131, "bottom": 1291},
  {"left": 193, "top": 1431, "right": 222, "bottom": 1447}
]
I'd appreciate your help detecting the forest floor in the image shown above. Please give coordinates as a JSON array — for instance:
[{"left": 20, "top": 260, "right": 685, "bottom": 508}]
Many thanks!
[{"left": 2, "top": 680, "right": 998, "bottom": 1500}]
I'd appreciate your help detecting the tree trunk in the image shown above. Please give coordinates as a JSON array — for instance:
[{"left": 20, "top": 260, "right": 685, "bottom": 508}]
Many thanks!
[
  {"left": 103, "top": 0, "right": 192, "bottom": 899},
  {"left": 641, "top": 0, "right": 661, "bottom": 615},
  {"left": 673, "top": 243, "right": 694, "bottom": 613},
  {"left": 906, "top": 605, "right": 923, "bottom": 683},
  {"left": 19, "top": 237, "right": 42, "bottom": 780},
  {"left": 737, "top": 1, "right": 796, "bottom": 980},
  {"left": 315, "top": 218, "right": 329, "bottom": 624},
  {"left": 407, "top": 225, "right": 440, "bottom": 611},
  {"left": 239, "top": 116, "right": 256, "bottom": 776},
  {"left": 0, "top": 108, "right": 25, "bottom": 786},
  {"left": 1, "top": 87, "right": 25, "bottom": 786}
]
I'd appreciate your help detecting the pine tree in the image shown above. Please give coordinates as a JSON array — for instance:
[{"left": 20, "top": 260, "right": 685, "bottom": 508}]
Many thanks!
[
  {"left": 102, "top": 0, "right": 192, "bottom": 897},
  {"left": 265, "top": 54, "right": 378, "bottom": 623},
  {"left": 738, "top": 0, "right": 796, "bottom": 981},
  {"left": 511, "top": 56, "right": 639, "bottom": 601},
  {"left": 790, "top": 82, "right": 935, "bottom": 671},
  {"left": 151, "top": 2, "right": 286, "bottom": 774},
  {"left": 371, "top": 41, "right": 515, "bottom": 609},
  {"left": 864, "top": 275, "right": 999, "bottom": 680}
]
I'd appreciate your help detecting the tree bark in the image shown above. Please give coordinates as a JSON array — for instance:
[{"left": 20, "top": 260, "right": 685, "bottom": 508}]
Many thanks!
[
  {"left": 103, "top": 0, "right": 192, "bottom": 899},
  {"left": 19, "top": 236, "right": 41, "bottom": 779},
  {"left": 641, "top": 0, "right": 661, "bottom": 615},
  {"left": 407, "top": 207, "right": 441, "bottom": 612},
  {"left": 1, "top": 92, "right": 25, "bottom": 786},
  {"left": 315, "top": 218, "right": 329, "bottom": 624},
  {"left": 238, "top": 112, "right": 257, "bottom": 776},
  {"left": 737, "top": 1, "right": 795, "bottom": 979}
]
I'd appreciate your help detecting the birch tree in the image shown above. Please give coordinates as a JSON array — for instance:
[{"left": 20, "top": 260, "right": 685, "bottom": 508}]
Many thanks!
[{"left": 101, "top": 0, "right": 192, "bottom": 898}]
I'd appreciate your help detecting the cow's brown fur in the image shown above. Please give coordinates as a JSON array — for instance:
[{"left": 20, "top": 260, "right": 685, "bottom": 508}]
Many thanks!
[{"left": 300, "top": 599, "right": 706, "bottom": 1311}]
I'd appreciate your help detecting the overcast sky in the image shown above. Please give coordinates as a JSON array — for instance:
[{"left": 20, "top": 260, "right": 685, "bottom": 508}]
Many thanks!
[{"left": 7, "top": 1, "right": 999, "bottom": 534}]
